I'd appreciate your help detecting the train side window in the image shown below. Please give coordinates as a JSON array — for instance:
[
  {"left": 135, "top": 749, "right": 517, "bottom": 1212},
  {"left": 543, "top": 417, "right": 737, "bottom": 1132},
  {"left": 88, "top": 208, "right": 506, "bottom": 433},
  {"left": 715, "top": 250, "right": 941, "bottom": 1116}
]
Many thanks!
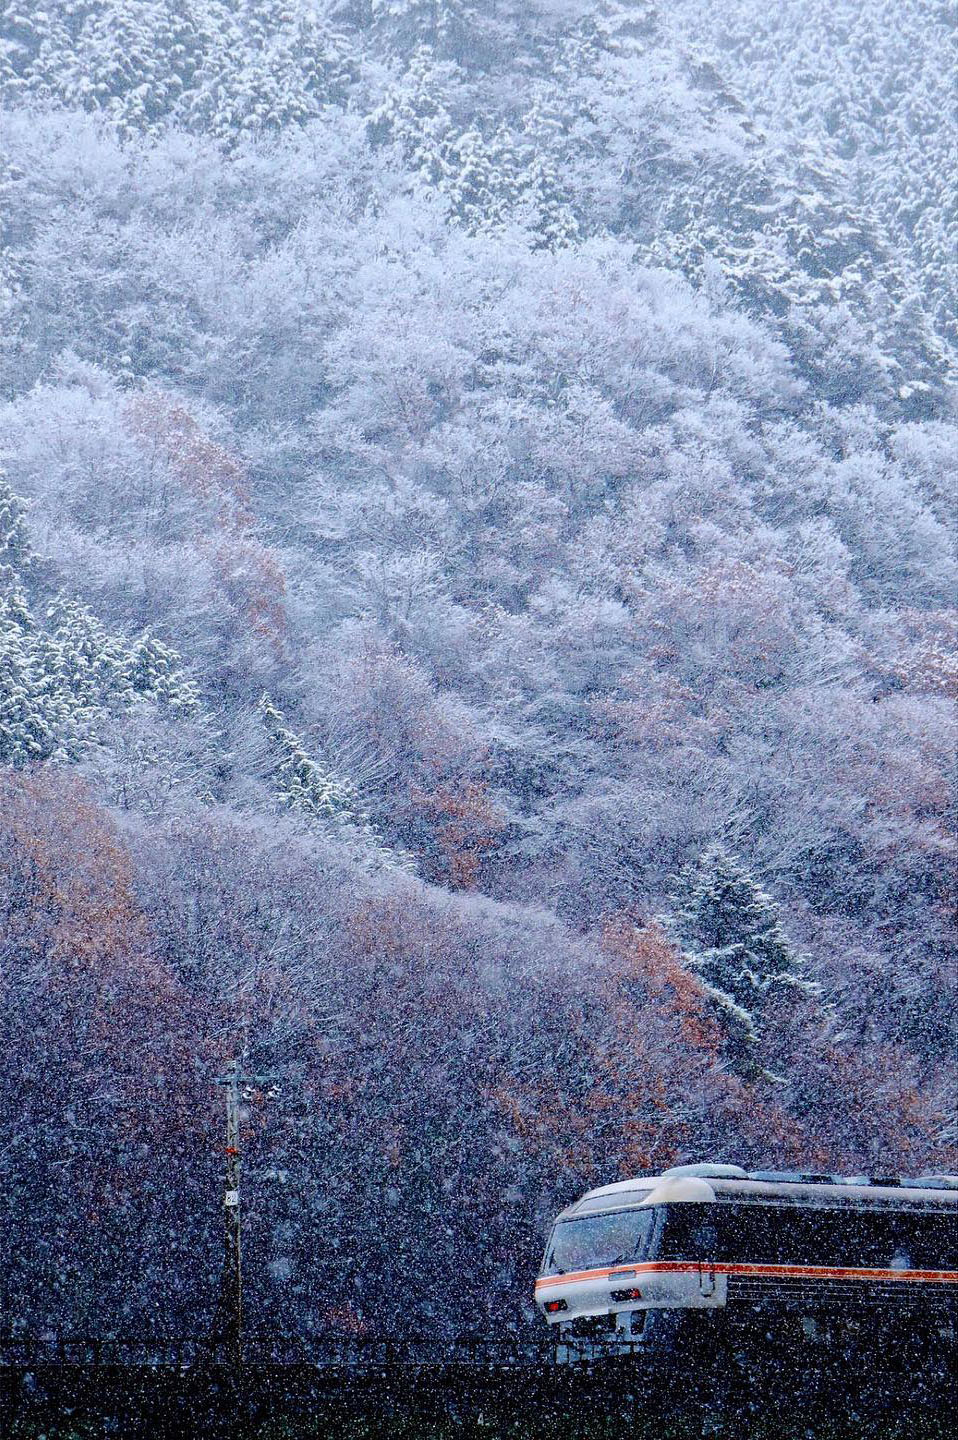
[
  {"left": 858, "top": 1212, "right": 913, "bottom": 1269},
  {"left": 789, "top": 1209, "right": 852, "bottom": 1266},
  {"left": 716, "top": 1206, "right": 860, "bottom": 1265},
  {"left": 758, "top": 1207, "right": 824, "bottom": 1264},
  {"left": 668, "top": 1202, "right": 957, "bottom": 1268},
  {"left": 692, "top": 1219, "right": 719, "bottom": 1257},
  {"left": 887, "top": 1214, "right": 955, "bottom": 1270},
  {"left": 912, "top": 1215, "right": 957, "bottom": 1270},
  {"left": 712, "top": 1205, "right": 776, "bottom": 1263},
  {"left": 656, "top": 1205, "right": 718, "bottom": 1260},
  {"left": 843, "top": 1212, "right": 878, "bottom": 1267}
]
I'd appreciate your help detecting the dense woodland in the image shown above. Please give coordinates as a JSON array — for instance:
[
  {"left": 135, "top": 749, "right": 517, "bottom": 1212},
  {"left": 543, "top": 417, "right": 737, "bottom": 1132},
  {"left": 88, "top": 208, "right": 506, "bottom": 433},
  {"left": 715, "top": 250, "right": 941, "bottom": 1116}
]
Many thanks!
[{"left": 0, "top": 0, "right": 955, "bottom": 1343}]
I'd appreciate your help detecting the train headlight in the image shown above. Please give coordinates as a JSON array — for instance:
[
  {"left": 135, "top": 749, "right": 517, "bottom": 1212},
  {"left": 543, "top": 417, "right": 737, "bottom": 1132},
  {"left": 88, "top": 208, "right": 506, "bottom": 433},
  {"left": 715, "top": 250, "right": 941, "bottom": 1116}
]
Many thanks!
[{"left": 544, "top": 1299, "right": 568, "bottom": 1314}]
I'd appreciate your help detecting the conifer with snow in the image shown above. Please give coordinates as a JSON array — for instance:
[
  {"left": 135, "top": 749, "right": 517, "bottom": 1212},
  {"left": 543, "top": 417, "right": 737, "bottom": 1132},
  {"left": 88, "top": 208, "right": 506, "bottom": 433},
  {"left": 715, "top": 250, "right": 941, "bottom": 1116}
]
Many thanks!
[
  {"left": 126, "top": 632, "right": 200, "bottom": 714},
  {"left": 0, "top": 475, "right": 30, "bottom": 576},
  {"left": 259, "top": 692, "right": 413, "bottom": 870},
  {"left": 666, "top": 845, "right": 817, "bottom": 1078},
  {"left": 0, "top": 477, "right": 200, "bottom": 765}
]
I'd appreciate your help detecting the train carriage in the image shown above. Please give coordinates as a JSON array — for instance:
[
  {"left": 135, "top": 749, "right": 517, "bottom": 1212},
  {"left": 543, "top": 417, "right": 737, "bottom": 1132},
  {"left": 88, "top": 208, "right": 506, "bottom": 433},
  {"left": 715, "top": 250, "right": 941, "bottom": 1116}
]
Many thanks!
[{"left": 535, "top": 1164, "right": 958, "bottom": 1366}]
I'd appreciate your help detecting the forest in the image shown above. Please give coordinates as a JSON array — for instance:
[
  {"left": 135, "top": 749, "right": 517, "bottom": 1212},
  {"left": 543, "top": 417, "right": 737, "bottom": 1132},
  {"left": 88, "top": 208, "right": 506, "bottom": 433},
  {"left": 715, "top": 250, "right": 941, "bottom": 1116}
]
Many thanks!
[{"left": 0, "top": 0, "right": 955, "bottom": 1345}]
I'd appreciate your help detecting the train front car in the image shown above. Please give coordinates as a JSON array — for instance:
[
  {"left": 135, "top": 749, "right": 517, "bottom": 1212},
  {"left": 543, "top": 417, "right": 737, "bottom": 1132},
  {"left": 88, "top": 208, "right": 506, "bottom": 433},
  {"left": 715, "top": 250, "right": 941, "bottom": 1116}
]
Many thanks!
[
  {"left": 535, "top": 1169, "right": 728, "bottom": 1360},
  {"left": 535, "top": 1165, "right": 958, "bottom": 1367}
]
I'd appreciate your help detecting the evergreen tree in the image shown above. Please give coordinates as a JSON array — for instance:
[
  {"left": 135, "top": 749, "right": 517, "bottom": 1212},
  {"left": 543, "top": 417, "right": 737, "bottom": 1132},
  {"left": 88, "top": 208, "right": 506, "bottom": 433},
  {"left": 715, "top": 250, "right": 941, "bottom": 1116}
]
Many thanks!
[
  {"left": 185, "top": 0, "right": 356, "bottom": 144},
  {"left": 369, "top": 58, "right": 579, "bottom": 244},
  {"left": 0, "top": 473, "right": 30, "bottom": 580},
  {"left": 126, "top": 632, "right": 200, "bottom": 714},
  {"left": 39, "top": 597, "right": 136, "bottom": 713},
  {"left": 666, "top": 845, "right": 817, "bottom": 1078},
  {"left": 259, "top": 693, "right": 413, "bottom": 870},
  {"left": 365, "top": 0, "right": 473, "bottom": 64},
  {"left": 0, "top": 0, "right": 204, "bottom": 134},
  {"left": 0, "top": 604, "right": 61, "bottom": 765},
  {"left": 0, "top": 477, "right": 200, "bottom": 765},
  {"left": 365, "top": 45, "right": 461, "bottom": 187},
  {"left": 260, "top": 690, "right": 360, "bottom": 823},
  {"left": 0, "top": 0, "right": 356, "bottom": 142}
]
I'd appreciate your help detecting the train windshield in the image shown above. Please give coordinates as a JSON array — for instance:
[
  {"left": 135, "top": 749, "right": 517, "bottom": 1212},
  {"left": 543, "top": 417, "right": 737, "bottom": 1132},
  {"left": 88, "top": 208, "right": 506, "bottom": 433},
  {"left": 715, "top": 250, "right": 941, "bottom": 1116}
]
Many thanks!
[{"left": 543, "top": 1208, "right": 656, "bottom": 1276}]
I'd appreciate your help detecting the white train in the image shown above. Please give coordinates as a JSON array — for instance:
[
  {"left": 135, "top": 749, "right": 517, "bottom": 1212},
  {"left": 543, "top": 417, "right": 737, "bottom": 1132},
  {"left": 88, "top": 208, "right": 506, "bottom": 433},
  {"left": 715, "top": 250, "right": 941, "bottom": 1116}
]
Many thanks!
[{"left": 535, "top": 1164, "right": 958, "bottom": 1362}]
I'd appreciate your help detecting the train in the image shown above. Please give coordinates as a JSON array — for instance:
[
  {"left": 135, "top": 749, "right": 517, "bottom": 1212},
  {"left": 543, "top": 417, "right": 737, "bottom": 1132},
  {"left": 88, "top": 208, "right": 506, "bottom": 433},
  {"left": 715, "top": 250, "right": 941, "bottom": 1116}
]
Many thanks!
[{"left": 535, "top": 1163, "right": 957, "bottom": 1367}]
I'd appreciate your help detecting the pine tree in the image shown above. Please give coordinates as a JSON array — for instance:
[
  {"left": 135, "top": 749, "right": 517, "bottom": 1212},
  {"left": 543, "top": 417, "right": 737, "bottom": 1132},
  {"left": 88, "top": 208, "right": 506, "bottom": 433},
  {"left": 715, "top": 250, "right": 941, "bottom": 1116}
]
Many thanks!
[
  {"left": 126, "top": 632, "right": 200, "bottom": 714},
  {"left": 40, "top": 597, "right": 135, "bottom": 713},
  {"left": 365, "top": 45, "right": 459, "bottom": 186},
  {"left": 0, "top": 0, "right": 356, "bottom": 142},
  {"left": 666, "top": 845, "right": 817, "bottom": 1078},
  {"left": 0, "top": 477, "right": 200, "bottom": 766},
  {"left": 259, "top": 693, "right": 413, "bottom": 870},
  {"left": 0, "top": 609, "right": 59, "bottom": 765},
  {"left": 367, "top": 0, "right": 471, "bottom": 63},
  {"left": 523, "top": 148, "right": 579, "bottom": 250},
  {"left": 260, "top": 691, "right": 359, "bottom": 823},
  {"left": 0, "top": 474, "right": 31, "bottom": 589},
  {"left": 183, "top": 0, "right": 355, "bottom": 144}
]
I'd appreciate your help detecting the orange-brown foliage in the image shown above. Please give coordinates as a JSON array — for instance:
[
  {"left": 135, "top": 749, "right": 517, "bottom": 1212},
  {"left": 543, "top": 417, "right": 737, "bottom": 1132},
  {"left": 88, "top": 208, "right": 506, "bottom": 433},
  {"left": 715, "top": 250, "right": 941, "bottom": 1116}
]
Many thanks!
[
  {"left": 126, "top": 391, "right": 251, "bottom": 531},
  {"left": 601, "top": 918, "right": 724, "bottom": 1055},
  {"left": 410, "top": 780, "right": 505, "bottom": 889},
  {"left": 208, "top": 533, "right": 287, "bottom": 651},
  {"left": 490, "top": 920, "right": 816, "bottom": 1189},
  {"left": 0, "top": 770, "right": 208, "bottom": 1148},
  {"left": 126, "top": 390, "right": 288, "bottom": 651}
]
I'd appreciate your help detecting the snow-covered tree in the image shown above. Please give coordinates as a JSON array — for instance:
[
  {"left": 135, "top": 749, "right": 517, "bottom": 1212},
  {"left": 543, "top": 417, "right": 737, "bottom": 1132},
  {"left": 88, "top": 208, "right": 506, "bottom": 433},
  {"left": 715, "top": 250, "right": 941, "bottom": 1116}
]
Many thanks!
[
  {"left": 259, "top": 690, "right": 360, "bottom": 822},
  {"left": 183, "top": 0, "right": 356, "bottom": 144},
  {"left": 0, "top": 474, "right": 30, "bottom": 576},
  {"left": 668, "top": 0, "right": 958, "bottom": 350},
  {"left": 259, "top": 692, "right": 412, "bottom": 869},
  {"left": 0, "top": 0, "right": 356, "bottom": 142},
  {"left": 666, "top": 845, "right": 817, "bottom": 1077},
  {"left": 0, "top": 0, "right": 955, "bottom": 1345},
  {"left": 0, "top": 476, "right": 199, "bottom": 766},
  {"left": 126, "top": 632, "right": 201, "bottom": 713}
]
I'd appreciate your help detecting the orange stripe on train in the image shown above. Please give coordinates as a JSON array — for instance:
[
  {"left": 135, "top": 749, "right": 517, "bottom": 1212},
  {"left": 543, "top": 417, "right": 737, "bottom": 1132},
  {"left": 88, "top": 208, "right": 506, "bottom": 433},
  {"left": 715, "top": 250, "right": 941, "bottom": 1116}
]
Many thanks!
[{"left": 534, "top": 1261, "right": 958, "bottom": 1292}]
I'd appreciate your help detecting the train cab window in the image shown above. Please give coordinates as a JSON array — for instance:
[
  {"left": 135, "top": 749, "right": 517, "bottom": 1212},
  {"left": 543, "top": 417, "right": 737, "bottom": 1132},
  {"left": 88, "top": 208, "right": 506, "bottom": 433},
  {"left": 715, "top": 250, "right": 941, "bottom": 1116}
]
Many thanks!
[{"left": 543, "top": 1208, "right": 656, "bottom": 1276}]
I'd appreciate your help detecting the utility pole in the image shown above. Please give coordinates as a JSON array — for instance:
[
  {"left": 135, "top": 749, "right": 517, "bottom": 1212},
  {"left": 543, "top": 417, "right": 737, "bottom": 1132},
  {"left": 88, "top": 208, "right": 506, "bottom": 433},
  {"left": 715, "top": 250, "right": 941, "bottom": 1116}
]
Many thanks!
[
  {"left": 213, "top": 1058, "right": 275, "bottom": 1365},
  {"left": 212, "top": 1019, "right": 343, "bottom": 1364}
]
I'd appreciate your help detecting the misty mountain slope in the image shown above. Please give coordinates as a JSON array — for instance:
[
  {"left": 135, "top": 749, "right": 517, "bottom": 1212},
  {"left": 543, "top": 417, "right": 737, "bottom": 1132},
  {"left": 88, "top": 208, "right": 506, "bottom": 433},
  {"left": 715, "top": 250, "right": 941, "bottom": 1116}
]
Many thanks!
[
  {"left": 0, "top": 0, "right": 954, "bottom": 1340},
  {"left": 1, "top": 100, "right": 952, "bottom": 969}
]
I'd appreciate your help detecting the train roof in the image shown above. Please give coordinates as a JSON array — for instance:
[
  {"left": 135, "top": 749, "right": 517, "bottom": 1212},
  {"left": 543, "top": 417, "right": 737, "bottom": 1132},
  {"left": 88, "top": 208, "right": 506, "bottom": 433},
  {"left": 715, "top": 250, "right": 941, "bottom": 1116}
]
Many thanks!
[{"left": 556, "top": 1165, "right": 958, "bottom": 1221}]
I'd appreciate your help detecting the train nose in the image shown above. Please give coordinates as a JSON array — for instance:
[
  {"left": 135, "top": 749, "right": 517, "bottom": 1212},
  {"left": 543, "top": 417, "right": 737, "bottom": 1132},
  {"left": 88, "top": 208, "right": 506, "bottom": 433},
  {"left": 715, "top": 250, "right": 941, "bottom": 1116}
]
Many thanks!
[{"left": 536, "top": 1266, "right": 644, "bottom": 1322}]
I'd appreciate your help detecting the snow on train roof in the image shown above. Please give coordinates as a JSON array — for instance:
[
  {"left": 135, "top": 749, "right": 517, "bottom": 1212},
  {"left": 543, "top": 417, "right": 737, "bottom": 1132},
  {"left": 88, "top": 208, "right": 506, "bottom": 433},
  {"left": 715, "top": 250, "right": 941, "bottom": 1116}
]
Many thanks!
[{"left": 561, "top": 1166, "right": 958, "bottom": 1219}]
